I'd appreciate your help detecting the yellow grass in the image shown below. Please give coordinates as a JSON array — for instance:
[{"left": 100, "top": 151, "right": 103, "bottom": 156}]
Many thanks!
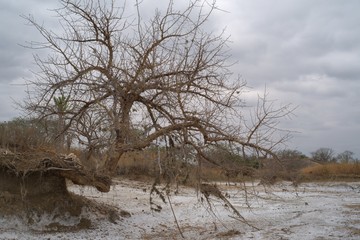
[
  {"left": 116, "top": 149, "right": 239, "bottom": 183},
  {"left": 117, "top": 149, "right": 159, "bottom": 176},
  {"left": 301, "top": 162, "right": 360, "bottom": 180}
]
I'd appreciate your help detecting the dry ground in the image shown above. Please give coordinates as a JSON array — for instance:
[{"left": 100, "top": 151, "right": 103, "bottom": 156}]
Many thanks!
[{"left": 1, "top": 180, "right": 359, "bottom": 239}]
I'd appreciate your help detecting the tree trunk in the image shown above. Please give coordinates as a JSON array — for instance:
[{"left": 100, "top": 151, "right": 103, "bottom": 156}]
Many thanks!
[
  {"left": 105, "top": 101, "right": 133, "bottom": 174},
  {"left": 57, "top": 113, "right": 65, "bottom": 153}
]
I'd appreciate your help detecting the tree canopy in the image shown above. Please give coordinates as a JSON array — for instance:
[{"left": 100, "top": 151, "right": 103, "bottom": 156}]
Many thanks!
[{"left": 23, "top": 0, "right": 293, "bottom": 177}]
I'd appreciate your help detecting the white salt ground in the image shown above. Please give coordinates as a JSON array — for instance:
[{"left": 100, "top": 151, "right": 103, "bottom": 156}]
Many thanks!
[{"left": 1, "top": 180, "right": 359, "bottom": 239}]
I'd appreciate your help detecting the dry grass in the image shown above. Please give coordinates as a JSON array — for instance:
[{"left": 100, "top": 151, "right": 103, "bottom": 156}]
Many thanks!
[
  {"left": 87, "top": 148, "right": 360, "bottom": 183},
  {"left": 198, "top": 167, "right": 225, "bottom": 182},
  {"left": 116, "top": 149, "right": 251, "bottom": 184},
  {"left": 301, "top": 162, "right": 360, "bottom": 180},
  {"left": 117, "top": 149, "right": 158, "bottom": 177}
]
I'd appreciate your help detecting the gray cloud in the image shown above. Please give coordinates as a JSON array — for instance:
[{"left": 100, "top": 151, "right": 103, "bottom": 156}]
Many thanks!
[
  {"left": 214, "top": 0, "right": 360, "bottom": 157},
  {"left": 0, "top": 1, "right": 57, "bottom": 120},
  {"left": 218, "top": 0, "right": 360, "bottom": 83}
]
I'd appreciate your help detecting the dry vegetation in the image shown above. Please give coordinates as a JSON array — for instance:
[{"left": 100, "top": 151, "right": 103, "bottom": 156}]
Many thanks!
[
  {"left": 301, "top": 162, "right": 360, "bottom": 180},
  {"left": 115, "top": 149, "right": 223, "bottom": 185},
  {"left": 116, "top": 153, "right": 360, "bottom": 184},
  {"left": 1, "top": 116, "right": 358, "bottom": 186},
  {"left": 115, "top": 148, "right": 260, "bottom": 185}
]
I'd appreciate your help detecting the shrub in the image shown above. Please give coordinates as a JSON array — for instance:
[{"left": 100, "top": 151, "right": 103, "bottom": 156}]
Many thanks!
[{"left": 0, "top": 118, "right": 58, "bottom": 152}]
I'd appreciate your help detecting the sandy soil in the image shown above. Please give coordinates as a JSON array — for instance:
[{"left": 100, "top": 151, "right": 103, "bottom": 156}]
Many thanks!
[{"left": 1, "top": 180, "right": 359, "bottom": 239}]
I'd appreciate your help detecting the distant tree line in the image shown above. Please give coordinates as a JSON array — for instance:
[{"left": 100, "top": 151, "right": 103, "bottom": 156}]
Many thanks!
[
  {"left": 278, "top": 147, "right": 359, "bottom": 163},
  {"left": 271, "top": 147, "right": 358, "bottom": 163},
  {"left": 310, "top": 148, "right": 358, "bottom": 163}
]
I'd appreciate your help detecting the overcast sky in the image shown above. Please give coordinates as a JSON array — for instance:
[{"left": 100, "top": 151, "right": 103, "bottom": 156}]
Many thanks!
[{"left": 1, "top": 0, "right": 359, "bottom": 158}]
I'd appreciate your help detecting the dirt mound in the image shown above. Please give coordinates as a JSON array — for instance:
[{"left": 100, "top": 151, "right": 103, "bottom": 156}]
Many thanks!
[
  {"left": 0, "top": 167, "right": 122, "bottom": 232},
  {"left": 0, "top": 149, "right": 124, "bottom": 232},
  {"left": 0, "top": 191, "right": 121, "bottom": 232},
  {"left": 0, "top": 149, "right": 111, "bottom": 192}
]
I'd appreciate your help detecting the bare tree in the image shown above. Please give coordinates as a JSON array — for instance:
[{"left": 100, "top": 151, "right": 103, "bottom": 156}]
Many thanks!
[
  {"left": 311, "top": 147, "right": 335, "bottom": 163},
  {"left": 23, "top": 0, "right": 293, "bottom": 183},
  {"left": 336, "top": 150, "right": 355, "bottom": 163}
]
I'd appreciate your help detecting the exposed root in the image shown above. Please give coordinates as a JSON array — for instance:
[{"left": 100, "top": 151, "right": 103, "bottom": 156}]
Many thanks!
[{"left": 200, "top": 183, "right": 259, "bottom": 230}]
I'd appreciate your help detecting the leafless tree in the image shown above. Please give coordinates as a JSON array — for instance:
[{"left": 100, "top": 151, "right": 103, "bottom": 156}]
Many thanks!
[
  {"left": 311, "top": 147, "right": 335, "bottom": 163},
  {"left": 23, "top": 0, "right": 294, "bottom": 180},
  {"left": 336, "top": 150, "right": 355, "bottom": 163}
]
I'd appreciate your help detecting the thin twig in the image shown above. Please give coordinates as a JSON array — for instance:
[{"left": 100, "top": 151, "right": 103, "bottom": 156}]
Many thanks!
[
  {"left": 167, "top": 195, "right": 184, "bottom": 239},
  {"left": 228, "top": 215, "right": 260, "bottom": 230}
]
